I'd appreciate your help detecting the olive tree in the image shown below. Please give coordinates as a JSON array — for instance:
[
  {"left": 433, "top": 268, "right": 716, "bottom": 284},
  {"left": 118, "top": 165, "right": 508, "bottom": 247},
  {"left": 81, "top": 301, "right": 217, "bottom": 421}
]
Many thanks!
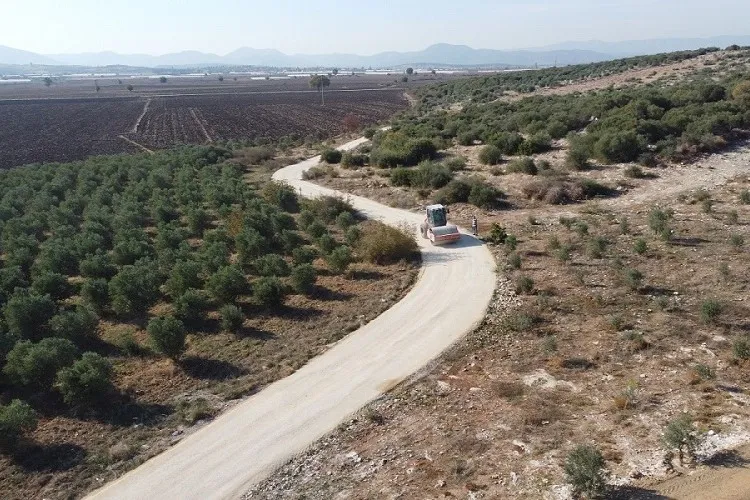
[
  {"left": 147, "top": 316, "right": 186, "bottom": 360},
  {"left": 55, "top": 352, "right": 113, "bottom": 406}
]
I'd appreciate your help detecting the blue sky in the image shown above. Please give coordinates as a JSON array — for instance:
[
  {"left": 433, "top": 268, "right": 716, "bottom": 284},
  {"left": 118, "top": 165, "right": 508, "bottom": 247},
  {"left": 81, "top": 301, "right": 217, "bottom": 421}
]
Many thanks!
[{"left": 3, "top": 0, "right": 749, "bottom": 55}]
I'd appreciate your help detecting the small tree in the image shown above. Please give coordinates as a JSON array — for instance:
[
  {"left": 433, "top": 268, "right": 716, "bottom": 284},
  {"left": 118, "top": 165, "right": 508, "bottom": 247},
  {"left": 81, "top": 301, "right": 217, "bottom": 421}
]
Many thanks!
[
  {"left": 290, "top": 264, "right": 317, "bottom": 294},
  {"left": 0, "top": 400, "right": 37, "bottom": 447},
  {"left": 207, "top": 265, "right": 246, "bottom": 304},
  {"left": 43, "top": 77, "right": 53, "bottom": 87},
  {"left": 219, "top": 304, "right": 244, "bottom": 332},
  {"left": 82, "top": 278, "right": 110, "bottom": 313},
  {"left": 663, "top": 414, "right": 702, "bottom": 465},
  {"left": 147, "top": 316, "right": 186, "bottom": 360},
  {"left": 3, "top": 290, "right": 56, "bottom": 341},
  {"left": 406, "top": 67, "right": 414, "bottom": 76},
  {"left": 218, "top": 75, "right": 224, "bottom": 81},
  {"left": 55, "top": 352, "right": 113, "bottom": 406},
  {"left": 326, "top": 245, "right": 353, "bottom": 274},
  {"left": 49, "top": 306, "right": 99, "bottom": 343},
  {"left": 253, "top": 277, "right": 286, "bottom": 309},
  {"left": 174, "top": 289, "right": 209, "bottom": 327},
  {"left": 564, "top": 445, "right": 609, "bottom": 499},
  {"left": 320, "top": 148, "right": 343, "bottom": 164},
  {"left": 159, "top": 76, "right": 168, "bottom": 83},
  {"left": 127, "top": 84, "right": 134, "bottom": 91},
  {"left": 309, "top": 75, "right": 331, "bottom": 105},
  {"left": 3, "top": 338, "right": 79, "bottom": 390}
]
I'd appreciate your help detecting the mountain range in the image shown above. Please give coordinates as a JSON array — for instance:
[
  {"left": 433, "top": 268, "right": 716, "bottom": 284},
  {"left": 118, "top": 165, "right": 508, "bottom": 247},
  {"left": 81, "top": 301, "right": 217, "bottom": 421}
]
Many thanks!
[{"left": 1, "top": 35, "right": 749, "bottom": 69}]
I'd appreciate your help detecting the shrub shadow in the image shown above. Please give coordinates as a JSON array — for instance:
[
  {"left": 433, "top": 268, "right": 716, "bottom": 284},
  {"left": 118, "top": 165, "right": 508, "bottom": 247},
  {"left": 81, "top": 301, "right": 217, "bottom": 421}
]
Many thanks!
[
  {"left": 9, "top": 442, "right": 86, "bottom": 472},
  {"left": 609, "top": 485, "right": 669, "bottom": 499},
  {"left": 311, "top": 285, "right": 354, "bottom": 301},
  {"left": 179, "top": 356, "right": 246, "bottom": 381}
]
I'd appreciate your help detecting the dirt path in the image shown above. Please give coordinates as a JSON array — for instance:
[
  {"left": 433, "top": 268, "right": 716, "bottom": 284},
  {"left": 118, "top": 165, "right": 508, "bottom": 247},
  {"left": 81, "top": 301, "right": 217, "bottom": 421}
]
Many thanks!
[
  {"left": 130, "top": 98, "right": 151, "bottom": 133},
  {"left": 85, "top": 137, "right": 497, "bottom": 500},
  {"left": 633, "top": 445, "right": 750, "bottom": 500},
  {"left": 117, "top": 134, "right": 153, "bottom": 154},
  {"left": 189, "top": 107, "right": 213, "bottom": 142}
]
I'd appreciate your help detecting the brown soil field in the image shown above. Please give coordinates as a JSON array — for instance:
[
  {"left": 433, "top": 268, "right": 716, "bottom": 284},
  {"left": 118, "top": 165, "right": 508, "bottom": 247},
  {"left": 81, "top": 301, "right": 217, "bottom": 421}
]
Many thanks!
[
  {"left": 0, "top": 73, "right": 443, "bottom": 169},
  {"left": 246, "top": 150, "right": 750, "bottom": 499}
]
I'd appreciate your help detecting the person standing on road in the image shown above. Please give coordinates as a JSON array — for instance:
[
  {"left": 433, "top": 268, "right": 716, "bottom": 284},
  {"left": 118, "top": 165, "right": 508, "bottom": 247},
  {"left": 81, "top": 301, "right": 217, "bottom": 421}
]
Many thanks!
[{"left": 471, "top": 215, "right": 478, "bottom": 236}]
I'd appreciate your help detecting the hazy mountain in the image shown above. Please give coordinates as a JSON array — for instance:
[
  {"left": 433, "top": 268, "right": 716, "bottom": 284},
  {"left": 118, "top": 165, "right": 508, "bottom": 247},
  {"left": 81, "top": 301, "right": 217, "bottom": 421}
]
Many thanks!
[
  {"left": 39, "top": 43, "right": 613, "bottom": 68},
  {"left": 2, "top": 36, "right": 749, "bottom": 70},
  {"left": 537, "top": 35, "right": 750, "bottom": 56},
  {"left": 0, "top": 45, "right": 59, "bottom": 65},
  {"left": 48, "top": 50, "right": 225, "bottom": 67}
]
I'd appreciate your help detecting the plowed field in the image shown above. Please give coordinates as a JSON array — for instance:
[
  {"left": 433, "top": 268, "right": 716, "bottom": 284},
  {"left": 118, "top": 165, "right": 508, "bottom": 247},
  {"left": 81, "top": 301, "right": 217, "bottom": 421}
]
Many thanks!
[{"left": 0, "top": 76, "right": 413, "bottom": 168}]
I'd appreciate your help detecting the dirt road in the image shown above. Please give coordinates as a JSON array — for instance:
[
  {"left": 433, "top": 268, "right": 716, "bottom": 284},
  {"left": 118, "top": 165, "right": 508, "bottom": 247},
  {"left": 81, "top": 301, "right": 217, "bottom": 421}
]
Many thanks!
[{"left": 86, "top": 137, "right": 497, "bottom": 500}]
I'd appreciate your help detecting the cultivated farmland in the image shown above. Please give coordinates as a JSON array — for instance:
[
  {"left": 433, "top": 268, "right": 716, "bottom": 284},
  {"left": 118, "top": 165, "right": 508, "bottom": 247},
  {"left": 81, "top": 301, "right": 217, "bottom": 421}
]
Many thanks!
[{"left": 0, "top": 75, "right": 417, "bottom": 169}]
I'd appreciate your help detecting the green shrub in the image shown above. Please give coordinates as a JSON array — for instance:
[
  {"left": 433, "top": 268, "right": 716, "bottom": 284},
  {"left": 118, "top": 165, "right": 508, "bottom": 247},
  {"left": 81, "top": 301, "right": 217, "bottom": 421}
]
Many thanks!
[
  {"left": 662, "top": 414, "right": 701, "bottom": 462},
  {"left": 261, "top": 181, "right": 299, "bottom": 212},
  {"left": 564, "top": 445, "right": 609, "bottom": 499},
  {"left": 411, "top": 161, "right": 453, "bottom": 189},
  {"left": 0, "top": 399, "right": 37, "bottom": 446},
  {"left": 700, "top": 299, "right": 723, "bottom": 324},
  {"left": 253, "top": 254, "right": 290, "bottom": 277},
  {"left": 390, "top": 167, "right": 412, "bottom": 187},
  {"left": 31, "top": 272, "right": 74, "bottom": 301},
  {"left": 306, "top": 220, "right": 327, "bottom": 239},
  {"left": 468, "top": 180, "right": 503, "bottom": 208},
  {"left": 165, "top": 260, "right": 204, "bottom": 298},
  {"left": 326, "top": 246, "right": 353, "bottom": 274},
  {"left": 55, "top": 352, "right": 113, "bottom": 406},
  {"left": 49, "top": 306, "right": 98, "bottom": 343},
  {"left": 108, "top": 261, "right": 162, "bottom": 317},
  {"left": 3, "top": 338, "right": 78, "bottom": 389},
  {"left": 320, "top": 148, "right": 343, "bottom": 164},
  {"left": 648, "top": 207, "right": 673, "bottom": 236},
  {"left": 219, "top": 304, "right": 245, "bottom": 332},
  {"left": 505, "top": 234, "right": 518, "bottom": 251},
  {"left": 623, "top": 268, "right": 644, "bottom": 290},
  {"left": 207, "top": 266, "right": 246, "bottom": 304},
  {"left": 341, "top": 152, "right": 368, "bottom": 169},
  {"left": 3, "top": 290, "right": 56, "bottom": 341},
  {"left": 147, "top": 316, "right": 186, "bottom": 360},
  {"left": 186, "top": 208, "right": 212, "bottom": 236},
  {"left": 317, "top": 233, "right": 337, "bottom": 254},
  {"left": 739, "top": 189, "right": 750, "bottom": 204},
  {"left": 253, "top": 277, "right": 286, "bottom": 308},
  {"left": 486, "top": 223, "right": 507, "bottom": 244},
  {"left": 518, "top": 132, "right": 552, "bottom": 155},
  {"left": 345, "top": 226, "right": 361, "bottom": 245},
  {"left": 292, "top": 245, "right": 318, "bottom": 265},
  {"left": 634, "top": 238, "right": 648, "bottom": 254},
  {"left": 82, "top": 278, "right": 110, "bottom": 313},
  {"left": 507, "top": 252, "right": 521, "bottom": 269},
  {"left": 594, "top": 131, "right": 646, "bottom": 163},
  {"left": 565, "top": 148, "right": 591, "bottom": 171},
  {"left": 356, "top": 223, "right": 418, "bottom": 264},
  {"left": 80, "top": 253, "right": 117, "bottom": 279},
  {"left": 336, "top": 211, "right": 356, "bottom": 229},
  {"left": 730, "top": 234, "right": 744, "bottom": 248},
  {"left": 733, "top": 336, "right": 750, "bottom": 360},
  {"left": 444, "top": 156, "right": 467, "bottom": 171},
  {"left": 478, "top": 145, "right": 503, "bottom": 165},
  {"left": 507, "top": 157, "right": 537, "bottom": 175},
  {"left": 290, "top": 264, "right": 317, "bottom": 294},
  {"left": 493, "top": 132, "right": 524, "bottom": 155},
  {"left": 587, "top": 236, "right": 608, "bottom": 259},
  {"left": 174, "top": 289, "right": 209, "bottom": 327},
  {"left": 516, "top": 276, "right": 534, "bottom": 294},
  {"left": 434, "top": 179, "right": 472, "bottom": 205}
]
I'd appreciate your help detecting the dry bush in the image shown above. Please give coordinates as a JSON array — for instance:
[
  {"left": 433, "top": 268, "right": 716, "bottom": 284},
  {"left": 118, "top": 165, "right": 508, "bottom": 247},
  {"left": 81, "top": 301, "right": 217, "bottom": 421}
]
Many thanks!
[
  {"left": 355, "top": 221, "right": 418, "bottom": 264},
  {"left": 523, "top": 178, "right": 612, "bottom": 204},
  {"left": 491, "top": 380, "right": 525, "bottom": 398},
  {"left": 521, "top": 395, "right": 563, "bottom": 426},
  {"left": 108, "top": 441, "right": 135, "bottom": 461}
]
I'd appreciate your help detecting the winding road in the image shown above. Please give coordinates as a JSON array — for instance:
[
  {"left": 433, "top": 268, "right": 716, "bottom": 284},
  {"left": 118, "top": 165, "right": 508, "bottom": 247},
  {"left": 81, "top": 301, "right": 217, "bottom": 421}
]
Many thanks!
[{"left": 87, "top": 136, "right": 497, "bottom": 500}]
